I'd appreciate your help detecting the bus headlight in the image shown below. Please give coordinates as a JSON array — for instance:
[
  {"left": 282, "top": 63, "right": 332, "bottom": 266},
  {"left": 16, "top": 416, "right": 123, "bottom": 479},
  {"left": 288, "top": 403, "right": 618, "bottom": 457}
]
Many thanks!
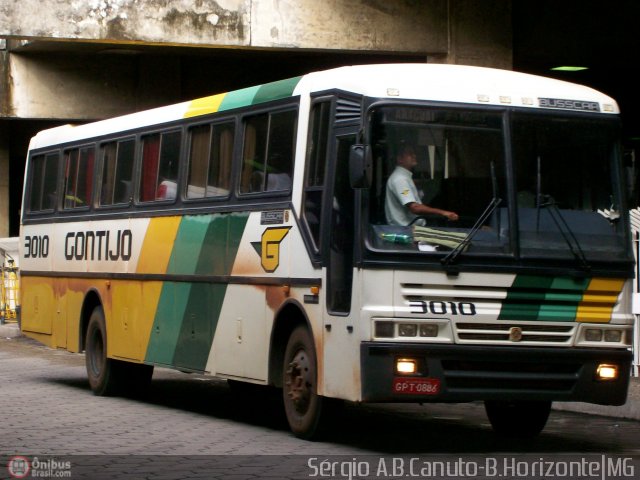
[
  {"left": 420, "top": 324, "right": 439, "bottom": 337},
  {"left": 398, "top": 324, "right": 418, "bottom": 337},
  {"left": 585, "top": 329, "right": 603, "bottom": 341},
  {"left": 603, "top": 330, "right": 622, "bottom": 343}
]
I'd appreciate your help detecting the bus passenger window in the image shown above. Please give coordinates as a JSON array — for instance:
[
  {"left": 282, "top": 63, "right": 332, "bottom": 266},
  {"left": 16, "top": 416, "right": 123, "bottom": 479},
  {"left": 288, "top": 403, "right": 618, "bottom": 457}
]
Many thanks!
[
  {"left": 240, "top": 109, "right": 296, "bottom": 194},
  {"left": 63, "top": 146, "right": 95, "bottom": 209},
  {"left": 28, "top": 153, "right": 60, "bottom": 212},
  {"left": 140, "top": 131, "right": 181, "bottom": 202},
  {"left": 100, "top": 139, "right": 135, "bottom": 206},
  {"left": 187, "top": 122, "right": 234, "bottom": 199}
]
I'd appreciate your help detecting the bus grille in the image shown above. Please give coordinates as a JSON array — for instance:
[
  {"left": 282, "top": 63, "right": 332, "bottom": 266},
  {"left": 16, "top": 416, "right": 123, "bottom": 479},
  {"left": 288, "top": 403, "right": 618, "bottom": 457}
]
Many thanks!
[{"left": 455, "top": 322, "right": 574, "bottom": 344}]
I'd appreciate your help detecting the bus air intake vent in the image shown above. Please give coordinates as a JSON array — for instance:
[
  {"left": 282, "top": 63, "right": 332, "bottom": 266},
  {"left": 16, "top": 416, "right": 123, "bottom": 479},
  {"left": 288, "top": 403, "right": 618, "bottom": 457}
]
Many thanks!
[{"left": 335, "top": 98, "right": 361, "bottom": 124}]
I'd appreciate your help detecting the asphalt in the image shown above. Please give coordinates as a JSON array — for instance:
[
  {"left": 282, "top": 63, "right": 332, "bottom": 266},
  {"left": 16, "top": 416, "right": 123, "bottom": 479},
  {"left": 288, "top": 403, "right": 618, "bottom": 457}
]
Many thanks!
[{"left": 1, "top": 322, "right": 638, "bottom": 421}]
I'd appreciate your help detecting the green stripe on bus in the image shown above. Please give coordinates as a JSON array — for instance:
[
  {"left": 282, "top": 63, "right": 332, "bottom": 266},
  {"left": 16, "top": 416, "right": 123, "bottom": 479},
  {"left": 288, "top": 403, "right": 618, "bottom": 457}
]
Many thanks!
[
  {"left": 252, "top": 76, "right": 302, "bottom": 104},
  {"left": 219, "top": 86, "right": 261, "bottom": 112},
  {"left": 146, "top": 213, "right": 250, "bottom": 370},
  {"left": 145, "top": 282, "right": 192, "bottom": 366},
  {"left": 498, "top": 275, "right": 590, "bottom": 321},
  {"left": 172, "top": 213, "right": 249, "bottom": 371},
  {"left": 218, "top": 76, "right": 301, "bottom": 112}
]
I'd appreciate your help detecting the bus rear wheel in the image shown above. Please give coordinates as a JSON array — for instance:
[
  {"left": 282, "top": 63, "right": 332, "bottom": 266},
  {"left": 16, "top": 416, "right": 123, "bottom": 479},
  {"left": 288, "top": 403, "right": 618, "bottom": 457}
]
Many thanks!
[
  {"left": 85, "top": 306, "right": 121, "bottom": 396},
  {"left": 484, "top": 400, "right": 551, "bottom": 437},
  {"left": 85, "top": 306, "right": 154, "bottom": 396},
  {"left": 283, "top": 325, "right": 324, "bottom": 439}
]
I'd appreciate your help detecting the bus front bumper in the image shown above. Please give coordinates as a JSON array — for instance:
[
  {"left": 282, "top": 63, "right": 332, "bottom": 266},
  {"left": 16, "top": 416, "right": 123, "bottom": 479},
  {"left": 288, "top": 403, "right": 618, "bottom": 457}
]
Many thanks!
[{"left": 360, "top": 342, "right": 632, "bottom": 405}]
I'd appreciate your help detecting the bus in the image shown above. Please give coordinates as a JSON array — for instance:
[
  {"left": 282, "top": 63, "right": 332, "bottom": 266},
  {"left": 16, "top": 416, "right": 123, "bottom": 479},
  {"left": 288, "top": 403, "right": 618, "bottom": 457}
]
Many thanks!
[{"left": 20, "top": 64, "right": 635, "bottom": 439}]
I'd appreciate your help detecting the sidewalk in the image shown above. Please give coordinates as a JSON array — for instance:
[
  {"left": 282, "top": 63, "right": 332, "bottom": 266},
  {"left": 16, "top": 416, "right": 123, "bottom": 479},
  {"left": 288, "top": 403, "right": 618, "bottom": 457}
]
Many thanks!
[
  {"left": 0, "top": 322, "right": 20, "bottom": 338},
  {"left": 554, "top": 376, "right": 640, "bottom": 421}
]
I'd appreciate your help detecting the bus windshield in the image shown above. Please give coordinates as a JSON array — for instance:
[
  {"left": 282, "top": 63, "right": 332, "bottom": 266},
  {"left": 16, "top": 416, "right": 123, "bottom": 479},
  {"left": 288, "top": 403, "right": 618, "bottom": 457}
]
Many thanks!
[{"left": 366, "top": 105, "right": 630, "bottom": 267}]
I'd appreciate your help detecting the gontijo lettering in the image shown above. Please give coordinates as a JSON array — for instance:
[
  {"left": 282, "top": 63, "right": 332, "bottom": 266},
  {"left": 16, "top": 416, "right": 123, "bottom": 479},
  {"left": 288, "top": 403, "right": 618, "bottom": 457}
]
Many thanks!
[{"left": 64, "top": 229, "right": 132, "bottom": 261}]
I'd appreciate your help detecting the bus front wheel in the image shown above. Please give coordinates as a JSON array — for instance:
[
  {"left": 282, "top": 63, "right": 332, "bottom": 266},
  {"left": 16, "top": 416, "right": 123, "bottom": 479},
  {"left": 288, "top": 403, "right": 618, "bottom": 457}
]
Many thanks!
[
  {"left": 484, "top": 400, "right": 551, "bottom": 437},
  {"left": 283, "top": 325, "right": 324, "bottom": 439}
]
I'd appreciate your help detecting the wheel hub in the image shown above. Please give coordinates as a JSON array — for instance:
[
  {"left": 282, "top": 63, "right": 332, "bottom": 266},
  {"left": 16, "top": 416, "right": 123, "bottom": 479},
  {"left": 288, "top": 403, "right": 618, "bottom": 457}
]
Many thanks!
[{"left": 285, "top": 350, "right": 311, "bottom": 412}]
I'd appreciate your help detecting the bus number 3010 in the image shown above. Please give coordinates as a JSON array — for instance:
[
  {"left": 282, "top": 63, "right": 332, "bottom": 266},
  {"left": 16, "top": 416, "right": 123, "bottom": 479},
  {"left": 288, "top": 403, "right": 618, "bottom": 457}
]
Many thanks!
[{"left": 409, "top": 300, "right": 476, "bottom": 316}]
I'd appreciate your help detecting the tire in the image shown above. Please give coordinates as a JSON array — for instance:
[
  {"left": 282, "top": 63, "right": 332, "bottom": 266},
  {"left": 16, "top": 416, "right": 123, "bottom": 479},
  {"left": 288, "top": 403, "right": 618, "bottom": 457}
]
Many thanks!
[
  {"left": 485, "top": 400, "right": 551, "bottom": 437},
  {"left": 85, "top": 306, "right": 121, "bottom": 396},
  {"left": 282, "top": 325, "right": 325, "bottom": 439},
  {"left": 85, "top": 306, "right": 154, "bottom": 397}
]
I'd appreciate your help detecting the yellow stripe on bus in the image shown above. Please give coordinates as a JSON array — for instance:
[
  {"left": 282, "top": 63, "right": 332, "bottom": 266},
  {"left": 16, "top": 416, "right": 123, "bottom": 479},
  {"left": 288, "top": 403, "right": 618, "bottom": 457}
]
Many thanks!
[
  {"left": 183, "top": 93, "right": 226, "bottom": 118},
  {"left": 136, "top": 217, "right": 181, "bottom": 275},
  {"left": 576, "top": 278, "right": 625, "bottom": 323}
]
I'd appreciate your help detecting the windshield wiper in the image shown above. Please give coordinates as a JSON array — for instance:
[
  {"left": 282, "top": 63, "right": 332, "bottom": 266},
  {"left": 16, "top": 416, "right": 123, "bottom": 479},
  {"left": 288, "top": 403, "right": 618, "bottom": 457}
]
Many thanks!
[
  {"left": 441, "top": 197, "right": 501, "bottom": 272},
  {"left": 534, "top": 156, "right": 590, "bottom": 272},
  {"left": 537, "top": 195, "right": 591, "bottom": 272},
  {"left": 441, "top": 161, "right": 502, "bottom": 272}
]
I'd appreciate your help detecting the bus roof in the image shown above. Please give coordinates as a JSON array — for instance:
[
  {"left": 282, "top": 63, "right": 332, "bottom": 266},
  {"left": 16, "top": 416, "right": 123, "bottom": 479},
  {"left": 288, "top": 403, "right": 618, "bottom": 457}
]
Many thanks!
[{"left": 29, "top": 63, "right": 618, "bottom": 151}]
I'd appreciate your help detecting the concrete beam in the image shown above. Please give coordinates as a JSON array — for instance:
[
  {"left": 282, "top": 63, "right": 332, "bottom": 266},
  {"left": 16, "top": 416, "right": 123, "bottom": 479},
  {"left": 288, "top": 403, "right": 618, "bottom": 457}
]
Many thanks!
[
  {"left": 0, "top": 0, "right": 449, "bottom": 54},
  {"left": 7, "top": 53, "right": 183, "bottom": 120}
]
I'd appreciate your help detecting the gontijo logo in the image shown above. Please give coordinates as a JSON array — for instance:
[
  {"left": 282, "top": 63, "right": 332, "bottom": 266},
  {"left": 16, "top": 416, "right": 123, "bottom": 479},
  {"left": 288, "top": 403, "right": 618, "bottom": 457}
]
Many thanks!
[{"left": 252, "top": 227, "right": 292, "bottom": 272}]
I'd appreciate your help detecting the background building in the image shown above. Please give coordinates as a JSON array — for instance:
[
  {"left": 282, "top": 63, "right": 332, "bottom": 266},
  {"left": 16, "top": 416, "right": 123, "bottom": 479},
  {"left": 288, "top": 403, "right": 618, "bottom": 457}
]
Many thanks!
[{"left": 0, "top": 0, "right": 638, "bottom": 237}]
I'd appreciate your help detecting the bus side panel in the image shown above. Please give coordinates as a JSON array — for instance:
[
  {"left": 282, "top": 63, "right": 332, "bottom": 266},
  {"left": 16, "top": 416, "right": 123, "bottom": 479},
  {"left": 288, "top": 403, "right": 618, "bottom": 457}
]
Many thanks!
[
  {"left": 210, "top": 284, "right": 268, "bottom": 380},
  {"left": 20, "top": 277, "right": 55, "bottom": 339}
]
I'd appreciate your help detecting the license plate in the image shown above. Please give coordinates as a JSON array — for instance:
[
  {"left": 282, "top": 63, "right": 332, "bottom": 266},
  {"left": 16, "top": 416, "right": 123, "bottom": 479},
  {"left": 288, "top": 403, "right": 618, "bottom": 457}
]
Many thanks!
[{"left": 393, "top": 377, "right": 441, "bottom": 395}]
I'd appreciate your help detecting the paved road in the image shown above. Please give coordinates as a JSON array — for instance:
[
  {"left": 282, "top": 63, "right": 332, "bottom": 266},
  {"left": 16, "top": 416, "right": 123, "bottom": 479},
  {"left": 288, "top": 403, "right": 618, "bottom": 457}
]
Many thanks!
[{"left": 1, "top": 336, "right": 639, "bottom": 479}]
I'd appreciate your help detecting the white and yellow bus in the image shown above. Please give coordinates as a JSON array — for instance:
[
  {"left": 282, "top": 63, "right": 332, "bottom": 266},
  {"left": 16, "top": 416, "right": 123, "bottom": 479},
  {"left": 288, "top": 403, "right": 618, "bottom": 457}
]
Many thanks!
[{"left": 20, "top": 64, "right": 635, "bottom": 438}]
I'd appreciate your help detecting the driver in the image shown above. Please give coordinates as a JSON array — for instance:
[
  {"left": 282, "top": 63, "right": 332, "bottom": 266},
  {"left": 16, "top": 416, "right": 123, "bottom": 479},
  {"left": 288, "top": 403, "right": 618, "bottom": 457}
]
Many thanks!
[{"left": 384, "top": 143, "right": 459, "bottom": 226}]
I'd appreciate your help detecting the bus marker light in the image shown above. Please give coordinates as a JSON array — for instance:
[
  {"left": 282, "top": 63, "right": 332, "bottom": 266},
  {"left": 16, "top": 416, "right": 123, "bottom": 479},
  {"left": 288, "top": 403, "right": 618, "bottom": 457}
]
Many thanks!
[
  {"left": 310, "top": 286, "right": 320, "bottom": 295},
  {"left": 396, "top": 358, "right": 417, "bottom": 374},
  {"left": 596, "top": 364, "right": 618, "bottom": 381}
]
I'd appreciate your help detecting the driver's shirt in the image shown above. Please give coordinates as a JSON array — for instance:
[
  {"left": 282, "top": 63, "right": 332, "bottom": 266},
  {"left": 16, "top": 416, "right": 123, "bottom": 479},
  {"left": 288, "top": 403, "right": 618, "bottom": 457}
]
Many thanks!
[{"left": 385, "top": 166, "right": 421, "bottom": 226}]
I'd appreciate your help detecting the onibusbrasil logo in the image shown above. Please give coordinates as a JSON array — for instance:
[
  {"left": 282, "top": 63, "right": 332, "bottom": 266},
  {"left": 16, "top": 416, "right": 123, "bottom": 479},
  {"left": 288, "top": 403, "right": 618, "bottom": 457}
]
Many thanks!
[
  {"left": 6, "top": 456, "right": 30, "bottom": 478},
  {"left": 7, "top": 456, "right": 72, "bottom": 478}
]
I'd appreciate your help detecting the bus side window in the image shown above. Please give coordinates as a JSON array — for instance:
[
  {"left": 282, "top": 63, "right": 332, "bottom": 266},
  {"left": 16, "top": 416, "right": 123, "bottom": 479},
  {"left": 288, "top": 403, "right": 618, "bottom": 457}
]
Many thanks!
[
  {"left": 186, "top": 122, "right": 234, "bottom": 199},
  {"left": 140, "top": 131, "right": 181, "bottom": 202},
  {"left": 303, "top": 101, "right": 331, "bottom": 251},
  {"left": 100, "top": 139, "right": 135, "bottom": 206},
  {"left": 28, "top": 152, "right": 60, "bottom": 212},
  {"left": 63, "top": 146, "right": 95, "bottom": 209},
  {"left": 240, "top": 109, "right": 296, "bottom": 194}
]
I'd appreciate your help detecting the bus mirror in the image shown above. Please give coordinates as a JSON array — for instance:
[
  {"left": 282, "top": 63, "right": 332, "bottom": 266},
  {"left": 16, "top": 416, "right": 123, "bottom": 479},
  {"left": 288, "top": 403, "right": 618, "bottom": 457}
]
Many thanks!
[{"left": 349, "top": 144, "right": 372, "bottom": 189}]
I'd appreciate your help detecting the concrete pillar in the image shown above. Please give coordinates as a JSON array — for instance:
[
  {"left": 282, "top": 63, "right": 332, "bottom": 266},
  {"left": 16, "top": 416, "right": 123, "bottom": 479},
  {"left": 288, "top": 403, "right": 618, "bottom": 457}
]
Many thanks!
[
  {"left": 0, "top": 123, "right": 8, "bottom": 238},
  {"left": 431, "top": 0, "right": 512, "bottom": 70}
]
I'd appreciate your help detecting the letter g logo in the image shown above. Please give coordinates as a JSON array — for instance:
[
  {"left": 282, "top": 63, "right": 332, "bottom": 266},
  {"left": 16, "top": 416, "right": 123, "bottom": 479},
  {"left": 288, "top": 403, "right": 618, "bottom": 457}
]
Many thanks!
[{"left": 251, "top": 227, "right": 291, "bottom": 273}]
